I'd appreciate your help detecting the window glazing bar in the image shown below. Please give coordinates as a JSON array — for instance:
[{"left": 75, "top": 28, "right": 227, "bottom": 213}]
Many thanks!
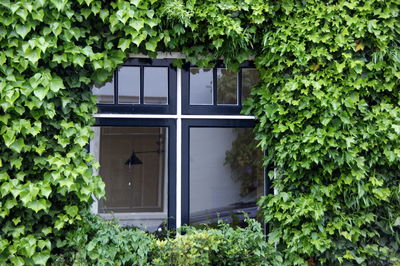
[{"left": 93, "top": 114, "right": 255, "bottom": 120}]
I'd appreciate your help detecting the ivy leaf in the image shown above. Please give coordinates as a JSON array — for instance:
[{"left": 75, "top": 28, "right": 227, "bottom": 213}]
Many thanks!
[
  {"left": 213, "top": 39, "right": 224, "bottom": 49},
  {"left": 64, "top": 205, "right": 78, "bottom": 217},
  {"left": 15, "top": 24, "right": 30, "bottom": 39},
  {"left": 130, "top": 20, "right": 144, "bottom": 31},
  {"left": 32, "top": 253, "right": 50, "bottom": 265},
  {"left": 10, "top": 138, "right": 25, "bottom": 153},
  {"left": 26, "top": 199, "right": 50, "bottom": 213},
  {"left": 51, "top": 0, "right": 67, "bottom": 11},
  {"left": 118, "top": 38, "right": 131, "bottom": 52},
  {"left": 145, "top": 38, "right": 158, "bottom": 52},
  {"left": 50, "top": 76, "right": 65, "bottom": 92},
  {"left": 72, "top": 54, "right": 86, "bottom": 67},
  {"left": 33, "top": 87, "right": 49, "bottom": 101},
  {"left": 24, "top": 47, "right": 41, "bottom": 64},
  {"left": 3, "top": 129, "right": 16, "bottom": 147}
]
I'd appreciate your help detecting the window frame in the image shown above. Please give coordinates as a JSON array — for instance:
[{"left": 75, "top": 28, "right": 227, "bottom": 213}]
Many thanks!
[
  {"left": 96, "top": 58, "right": 177, "bottom": 115},
  {"left": 181, "top": 61, "right": 256, "bottom": 115},
  {"left": 92, "top": 56, "right": 267, "bottom": 230},
  {"left": 181, "top": 118, "right": 258, "bottom": 225},
  {"left": 94, "top": 117, "right": 177, "bottom": 230}
]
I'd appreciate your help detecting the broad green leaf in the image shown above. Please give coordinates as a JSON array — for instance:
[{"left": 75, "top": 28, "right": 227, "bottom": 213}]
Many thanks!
[
  {"left": 24, "top": 48, "right": 41, "bottom": 64},
  {"left": 26, "top": 199, "right": 50, "bottom": 213},
  {"left": 32, "top": 252, "right": 50, "bottom": 265},
  {"left": 49, "top": 76, "right": 65, "bottom": 92},
  {"left": 118, "top": 38, "right": 131, "bottom": 52},
  {"left": 33, "top": 87, "right": 49, "bottom": 101},
  {"left": 15, "top": 24, "right": 30, "bottom": 39}
]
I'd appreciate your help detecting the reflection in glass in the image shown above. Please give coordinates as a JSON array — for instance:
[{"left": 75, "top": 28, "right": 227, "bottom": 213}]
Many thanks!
[
  {"left": 92, "top": 77, "right": 114, "bottom": 104},
  {"left": 190, "top": 68, "right": 213, "bottom": 105},
  {"left": 144, "top": 67, "right": 168, "bottom": 104},
  {"left": 95, "top": 127, "right": 168, "bottom": 231},
  {"left": 217, "top": 68, "right": 238, "bottom": 105},
  {"left": 242, "top": 69, "right": 260, "bottom": 101},
  {"left": 189, "top": 128, "right": 264, "bottom": 226},
  {"left": 118, "top": 67, "right": 140, "bottom": 104}
]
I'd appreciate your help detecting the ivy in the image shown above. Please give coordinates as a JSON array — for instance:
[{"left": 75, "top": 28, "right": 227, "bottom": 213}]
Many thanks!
[
  {"left": 0, "top": 0, "right": 399, "bottom": 265},
  {"left": 246, "top": 0, "right": 400, "bottom": 264}
]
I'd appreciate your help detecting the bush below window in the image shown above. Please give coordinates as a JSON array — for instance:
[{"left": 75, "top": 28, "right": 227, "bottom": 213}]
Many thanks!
[{"left": 52, "top": 214, "right": 280, "bottom": 265}]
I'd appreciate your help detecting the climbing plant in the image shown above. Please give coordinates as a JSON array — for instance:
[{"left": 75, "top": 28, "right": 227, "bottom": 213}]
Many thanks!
[
  {"left": 246, "top": 0, "right": 400, "bottom": 264},
  {"left": 0, "top": 0, "right": 399, "bottom": 265}
]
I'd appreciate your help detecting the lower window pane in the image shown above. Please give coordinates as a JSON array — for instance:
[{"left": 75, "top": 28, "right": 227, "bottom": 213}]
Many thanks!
[
  {"left": 189, "top": 127, "right": 264, "bottom": 225},
  {"left": 92, "top": 127, "right": 168, "bottom": 231}
]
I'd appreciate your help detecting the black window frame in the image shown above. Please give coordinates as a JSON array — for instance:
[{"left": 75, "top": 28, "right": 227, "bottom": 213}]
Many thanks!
[
  {"left": 92, "top": 58, "right": 268, "bottom": 231},
  {"left": 181, "top": 118, "right": 262, "bottom": 226},
  {"left": 94, "top": 117, "right": 177, "bottom": 230},
  {"left": 96, "top": 58, "right": 177, "bottom": 115},
  {"left": 182, "top": 61, "right": 256, "bottom": 115}
]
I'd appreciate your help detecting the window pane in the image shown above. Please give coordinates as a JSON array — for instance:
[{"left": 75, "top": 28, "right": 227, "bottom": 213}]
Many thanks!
[
  {"left": 92, "top": 77, "right": 114, "bottom": 104},
  {"left": 94, "top": 127, "right": 168, "bottom": 231},
  {"left": 189, "top": 128, "right": 264, "bottom": 226},
  {"left": 118, "top": 67, "right": 140, "bottom": 104},
  {"left": 144, "top": 67, "right": 168, "bottom": 104},
  {"left": 190, "top": 68, "right": 213, "bottom": 105},
  {"left": 242, "top": 69, "right": 260, "bottom": 101},
  {"left": 217, "top": 68, "right": 238, "bottom": 105}
]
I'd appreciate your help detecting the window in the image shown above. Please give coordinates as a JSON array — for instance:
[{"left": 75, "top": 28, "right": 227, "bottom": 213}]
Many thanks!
[{"left": 91, "top": 56, "right": 263, "bottom": 231}]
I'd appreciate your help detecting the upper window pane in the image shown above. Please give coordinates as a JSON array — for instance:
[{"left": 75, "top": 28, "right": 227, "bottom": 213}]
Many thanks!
[
  {"left": 217, "top": 68, "right": 238, "bottom": 105},
  {"left": 189, "top": 127, "right": 264, "bottom": 226},
  {"left": 190, "top": 68, "right": 213, "bottom": 105},
  {"left": 144, "top": 67, "right": 168, "bottom": 105},
  {"left": 118, "top": 67, "right": 140, "bottom": 104},
  {"left": 92, "top": 77, "right": 114, "bottom": 104},
  {"left": 242, "top": 69, "right": 260, "bottom": 101}
]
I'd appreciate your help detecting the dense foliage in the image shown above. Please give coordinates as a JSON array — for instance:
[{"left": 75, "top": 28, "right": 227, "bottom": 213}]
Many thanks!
[
  {"left": 152, "top": 218, "right": 277, "bottom": 265},
  {"left": 53, "top": 214, "right": 152, "bottom": 265},
  {"left": 247, "top": 0, "right": 400, "bottom": 264},
  {"left": 52, "top": 215, "right": 272, "bottom": 265},
  {"left": 0, "top": 0, "right": 399, "bottom": 265}
]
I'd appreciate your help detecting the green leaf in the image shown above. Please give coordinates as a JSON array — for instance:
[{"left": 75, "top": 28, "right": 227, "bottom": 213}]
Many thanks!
[
  {"left": 26, "top": 199, "right": 50, "bottom": 213},
  {"left": 145, "top": 38, "right": 158, "bottom": 52},
  {"left": 118, "top": 38, "right": 131, "bottom": 52},
  {"left": 24, "top": 47, "right": 41, "bottom": 64},
  {"left": 3, "top": 129, "right": 16, "bottom": 147},
  {"left": 72, "top": 54, "right": 86, "bottom": 67},
  {"left": 130, "top": 20, "right": 144, "bottom": 31},
  {"left": 50, "top": 76, "right": 65, "bottom": 92},
  {"left": 15, "top": 24, "right": 30, "bottom": 39},
  {"left": 10, "top": 138, "right": 25, "bottom": 153},
  {"left": 32, "top": 252, "right": 50, "bottom": 265},
  {"left": 65, "top": 205, "right": 78, "bottom": 217},
  {"left": 33, "top": 87, "right": 49, "bottom": 101}
]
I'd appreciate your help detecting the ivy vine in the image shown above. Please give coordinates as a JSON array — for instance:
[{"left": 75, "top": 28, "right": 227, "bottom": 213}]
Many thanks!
[{"left": 0, "top": 0, "right": 399, "bottom": 265}]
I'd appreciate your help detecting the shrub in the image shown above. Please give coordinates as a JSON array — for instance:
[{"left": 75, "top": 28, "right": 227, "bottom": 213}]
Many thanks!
[
  {"left": 52, "top": 213, "right": 152, "bottom": 265},
  {"left": 150, "top": 218, "right": 281, "bottom": 266},
  {"left": 53, "top": 216, "right": 279, "bottom": 265}
]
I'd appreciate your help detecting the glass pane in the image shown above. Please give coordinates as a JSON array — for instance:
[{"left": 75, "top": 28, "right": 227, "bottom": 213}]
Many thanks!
[
  {"left": 189, "top": 127, "right": 264, "bottom": 226},
  {"left": 242, "top": 69, "right": 260, "bottom": 101},
  {"left": 144, "top": 67, "right": 168, "bottom": 104},
  {"left": 118, "top": 67, "right": 140, "bottom": 104},
  {"left": 95, "top": 127, "right": 168, "bottom": 231},
  {"left": 217, "top": 68, "right": 238, "bottom": 105},
  {"left": 190, "top": 68, "right": 213, "bottom": 105},
  {"left": 92, "top": 77, "right": 114, "bottom": 104}
]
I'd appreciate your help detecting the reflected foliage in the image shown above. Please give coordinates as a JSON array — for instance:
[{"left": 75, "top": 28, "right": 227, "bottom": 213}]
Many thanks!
[{"left": 225, "top": 128, "right": 263, "bottom": 197}]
